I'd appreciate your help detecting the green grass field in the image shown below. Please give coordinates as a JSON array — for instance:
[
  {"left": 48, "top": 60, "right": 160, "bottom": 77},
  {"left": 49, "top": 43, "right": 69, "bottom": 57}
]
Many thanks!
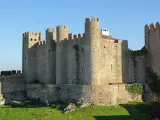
[{"left": 0, "top": 102, "right": 152, "bottom": 120}]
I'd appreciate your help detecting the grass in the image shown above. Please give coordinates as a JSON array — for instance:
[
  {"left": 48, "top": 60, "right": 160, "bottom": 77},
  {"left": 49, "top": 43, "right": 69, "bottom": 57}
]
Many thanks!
[{"left": 0, "top": 102, "right": 152, "bottom": 120}]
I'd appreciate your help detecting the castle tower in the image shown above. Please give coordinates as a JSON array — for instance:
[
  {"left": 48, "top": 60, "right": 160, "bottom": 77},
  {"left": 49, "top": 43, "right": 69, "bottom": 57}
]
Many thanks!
[
  {"left": 45, "top": 29, "right": 56, "bottom": 83},
  {"left": 22, "top": 32, "right": 42, "bottom": 83},
  {"left": 56, "top": 25, "right": 68, "bottom": 85},
  {"left": 84, "top": 17, "right": 101, "bottom": 85},
  {"left": 145, "top": 24, "right": 150, "bottom": 51},
  {"left": 145, "top": 22, "right": 160, "bottom": 75}
]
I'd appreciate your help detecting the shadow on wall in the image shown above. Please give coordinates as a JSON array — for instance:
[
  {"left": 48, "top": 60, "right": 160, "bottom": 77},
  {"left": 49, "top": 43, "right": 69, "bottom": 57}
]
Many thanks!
[
  {"left": 121, "top": 40, "right": 128, "bottom": 83},
  {"left": 0, "top": 83, "right": 26, "bottom": 103},
  {"left": 23, "top": 40, "right": 56, "bottom": 84}
]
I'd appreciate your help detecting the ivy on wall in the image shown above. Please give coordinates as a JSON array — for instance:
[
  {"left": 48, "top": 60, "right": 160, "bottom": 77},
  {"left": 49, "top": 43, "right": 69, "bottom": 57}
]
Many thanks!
[
  {"left": 131, "top": 46, "right": 148, "bottom": 67},
  {"left": 125, "top": 83, "right": 143, "bottom": 94},
  {"left": 132, "top": 46, "right": 148, "bottom": 57},
  {"left": 73, "top": 44, "right": 80, "bottom": 84},
  {"left": 147, "top": 67, "right": 160, "bottom": 93}
]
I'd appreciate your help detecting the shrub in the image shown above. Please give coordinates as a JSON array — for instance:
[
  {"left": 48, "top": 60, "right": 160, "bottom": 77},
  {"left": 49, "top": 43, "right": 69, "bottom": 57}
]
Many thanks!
[
  {"left": 125, "top": 83, "right": 143, "bottom": 94},
  {"left": 132, "top": 46, "right": 148, "bottom": 57}
]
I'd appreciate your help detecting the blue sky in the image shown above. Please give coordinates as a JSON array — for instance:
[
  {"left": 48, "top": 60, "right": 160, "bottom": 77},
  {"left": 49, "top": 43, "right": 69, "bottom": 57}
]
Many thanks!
[{"left": 0, "top": 0, "right": 160, "bottom": 71}]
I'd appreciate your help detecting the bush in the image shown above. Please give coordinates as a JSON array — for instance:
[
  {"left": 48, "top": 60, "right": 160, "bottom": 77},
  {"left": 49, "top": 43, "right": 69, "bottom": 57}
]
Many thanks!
[
  {"left": 125, "top": 83, "right": 143, "bottom": 94},
  {"left": 131, "top": 46, "right": 148, "bottom": 57}
]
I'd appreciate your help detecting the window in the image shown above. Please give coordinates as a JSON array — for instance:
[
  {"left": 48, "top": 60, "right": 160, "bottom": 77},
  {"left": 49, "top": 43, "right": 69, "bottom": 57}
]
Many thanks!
[
  {"left": 114, "top": 40, "right": 118, "bottom": 43},
  {"left": 104, "top": 46, "right": 106, "bottom": 48},
  {"left": 111, "top": 64, "right": 112, "bottom": 69},
  {"left": 31, "top": 38, "right": 32, "bottom": 41},
  {"left": 25, "top": 57, "right": 26, "bottom": 60},
  {"left": 35, "top": 39, "right": 36, "bottom": 41}
]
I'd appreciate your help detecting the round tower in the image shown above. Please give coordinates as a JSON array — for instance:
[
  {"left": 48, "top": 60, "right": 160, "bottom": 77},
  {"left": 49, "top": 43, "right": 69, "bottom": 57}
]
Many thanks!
[
  {"left": 45, "top": 28, "right": 57, "bottom": 84},
  {"left": 84, "top": 17, "right": 101, "bottom": 85},
  {"left": 56, "top": 25, "right": 68, "bottom": 85},
  {"left": 144, "top": 24, "right": 150, "bottom": 51}
]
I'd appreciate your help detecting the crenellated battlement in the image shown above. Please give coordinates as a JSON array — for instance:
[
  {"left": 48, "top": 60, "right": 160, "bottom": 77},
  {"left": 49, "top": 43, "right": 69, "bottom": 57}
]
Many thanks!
[
  {"left": 145, "top": 22, "right": 160, "bottom": 34},
  {"left": 85, "top": 17, "right": 99, "bottom": 23},
  {"left": 56, "top": 25, "right": 68, "bottom": 34},
  {"left": 64, "top": 25, "right": 68, "bottom": 29},
  {"left": 56, "top": 25, "right": 68, "bottom": 42},
  {"left": 85, "top": 18, "right": 90, "bottom": 23},
  {"left": 23, "top": 32, "right": 42, "bottom": 36},
  {"left": 68, "top": 33, "right": 83, "bottom": 40},
  {"left": 23, "top": 31, "right": 42, "bottom": 42},
  {"left": 68, "top": 33, "right": 73, "bottom": 40},
  {"left": 78, "top": 33, "right": 83, "bottom": 39},
  {"left": 56, "top": 25, "right": 68, "bottom": 30},
  {"left": 37, "top": 40, "right": 46, "bottom": 48},
  {"left": 91, "top": 17, "right": 99, "bottom": 22},
  {"left": 46, "top": 28, "right": 56, "bottom": 32},
  {"left": 73, "top": 34, "right": 78, "bottom": 39}
]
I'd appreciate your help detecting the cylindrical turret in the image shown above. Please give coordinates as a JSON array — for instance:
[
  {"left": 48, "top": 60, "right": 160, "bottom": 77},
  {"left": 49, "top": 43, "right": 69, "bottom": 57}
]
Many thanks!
[
  {"left": 45, "top": 28, "right": 56, "bottom": 84},
  {"left": 56, "top": 25, "right": 68, "bottom": 42},
  {"left": 56, "top": 25, "right": 68, "bottom": 85},
  {"left": 46, "top": 28, "right": 56, "bottom": 49},
  {"left": 144, "top": 24, "right": 150, "bottom": 50},
  {"left": 84, "top": 17, "right": 101, "bottom": 85},
  {"left": 39, "top": 32, "right": 42, "bottom": 41}
]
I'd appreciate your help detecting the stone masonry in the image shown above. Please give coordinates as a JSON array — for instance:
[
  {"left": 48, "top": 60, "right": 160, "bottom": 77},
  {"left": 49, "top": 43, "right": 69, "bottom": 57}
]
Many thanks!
[
  {"left": 145, "top": 22, "right": 160, "bottom": 76},
  {"left": 22, "top": 17, "right": 129, "bottom": 85},
  {"left": 1, "top": 17, "right": 153, "bottom": 105}
]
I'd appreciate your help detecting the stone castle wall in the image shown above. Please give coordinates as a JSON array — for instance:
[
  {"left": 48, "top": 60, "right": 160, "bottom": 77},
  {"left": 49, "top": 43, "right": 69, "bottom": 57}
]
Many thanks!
[
  {"left": 99, "top": 39, "right": 128, "bottom": 84},
  {"left": 0, "top": 75, "right": 142, "bottom": 105},
  {"left": 66, "top": 35, "right": 84, "bottom": 84},
  {"left": 0, "top": 75, "right": 26, "bottom": 103},
  {"left": 23, "top": 32, "right": 56, "bottom": 84},
  {"left": 128, "top": 51, "right": 146, "bottom": 84},
  {"left": 145, "top": 23, "right": 160, "bottom": 76},
  {"left": 1, "top": 84, "right": 26, "bottom": 102},
  {"left": 0, "top": 74, "right": 24, "bottom": 84},
  {"left": 22, "top": 17, "right": 130, "bottom": 85},
  {"left": 26, "top": 84, "right": 142, "bottom": 106},
  {"left": 26, "top": 84, "right": 58, "bottom": 103}
]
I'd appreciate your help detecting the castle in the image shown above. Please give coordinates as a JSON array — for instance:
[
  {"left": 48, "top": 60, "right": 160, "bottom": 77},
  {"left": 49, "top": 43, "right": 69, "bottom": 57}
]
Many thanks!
[
  {"left": 22, "top": 17, "right": 128, "bottom": 85},
  {"left": 1, "top": 17, "right": 158, "bottom": 105}
]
